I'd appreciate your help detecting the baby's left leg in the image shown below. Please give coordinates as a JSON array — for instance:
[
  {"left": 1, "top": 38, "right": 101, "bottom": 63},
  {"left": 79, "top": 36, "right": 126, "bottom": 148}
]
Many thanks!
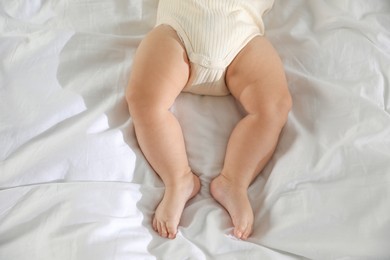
[{"left": 210, "top": 36, "right": 292, "bottom": 240}]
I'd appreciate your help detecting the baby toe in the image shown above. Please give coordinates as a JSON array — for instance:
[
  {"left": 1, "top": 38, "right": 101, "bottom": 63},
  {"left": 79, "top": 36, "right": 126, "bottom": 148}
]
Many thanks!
[
  {"left": 152, "top": 217, "right": 158, "bottom": 232},
  {"left": 166, "top": 222, "right": 177, "bottom": 239},
  {"left": 234, "top": 220, "right": 252, "bottom": 240},
  {"left": 161, "top": 226, "right": 169, "bottom": 238},
  {"left": 157, "top": 221, "right": 164, "bottom": 237},
  {"left": 242, "top": 227, "right": 252, "bottom": 240}
]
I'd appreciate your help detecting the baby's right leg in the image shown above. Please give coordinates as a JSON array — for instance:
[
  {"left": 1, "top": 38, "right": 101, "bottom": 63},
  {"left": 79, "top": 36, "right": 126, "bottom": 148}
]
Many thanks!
[{"left": 126, "top": 25, "right": 200, "bottom": 239}]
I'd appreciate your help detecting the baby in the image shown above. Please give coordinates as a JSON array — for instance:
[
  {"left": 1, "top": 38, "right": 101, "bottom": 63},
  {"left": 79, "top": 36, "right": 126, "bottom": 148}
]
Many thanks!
[{"left": 126, "top": 0, "right": 292, "bottom": 240}]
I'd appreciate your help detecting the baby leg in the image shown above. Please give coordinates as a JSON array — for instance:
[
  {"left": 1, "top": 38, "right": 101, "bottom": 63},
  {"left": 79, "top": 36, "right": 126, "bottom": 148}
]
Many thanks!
[
  {"left": 211, "top": 36, "right": 292, "bottom": 240},
  {"left": 126, "top": 25, "right": 200, "bottom": 239}
]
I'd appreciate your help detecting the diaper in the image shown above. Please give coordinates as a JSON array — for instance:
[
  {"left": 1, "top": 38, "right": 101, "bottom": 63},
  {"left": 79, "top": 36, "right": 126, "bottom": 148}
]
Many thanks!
[{"left": 156, "top": 0, "right": 274, "bottom": 96}]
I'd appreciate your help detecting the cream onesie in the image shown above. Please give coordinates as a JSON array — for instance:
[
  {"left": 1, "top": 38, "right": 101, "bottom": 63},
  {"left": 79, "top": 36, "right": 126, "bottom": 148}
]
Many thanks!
[{"left": 156, "top": 0, "right": 275, "bottom": 96}]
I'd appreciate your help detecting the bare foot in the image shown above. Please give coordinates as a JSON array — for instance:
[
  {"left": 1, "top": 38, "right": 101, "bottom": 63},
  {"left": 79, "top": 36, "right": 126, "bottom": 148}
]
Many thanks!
[
  {"left": 210, "top": 174, "right": 254, "bottom": 240},
  {"left": 152, "top": 173, "right": 200, "bottom": 239}
]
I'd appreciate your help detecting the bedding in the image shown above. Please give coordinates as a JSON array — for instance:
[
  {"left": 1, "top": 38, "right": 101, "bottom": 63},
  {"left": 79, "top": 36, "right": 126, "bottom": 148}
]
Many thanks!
[{"left": 1, "top": 0, "right": 390, "bottom": 259}]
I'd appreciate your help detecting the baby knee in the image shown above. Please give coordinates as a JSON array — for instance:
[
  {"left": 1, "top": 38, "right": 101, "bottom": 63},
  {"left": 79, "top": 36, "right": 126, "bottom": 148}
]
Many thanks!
[
  {"left": 126, "top": 86, "right": 171, "bottom": 122},
  {"left": 275, "top": 92, "right": 293, "bottom": 117},
  {"left": 125, "top": 87, "right": 151, "bottom": 118},
  {"left": 244, "top": 90, "right": 292, "bottom": 127},
  {"left": 262, "top": 94, "right": 292, "bottom": 126},
  {"left": 125, "top": 87, "right": 139, "bottom": 114}
]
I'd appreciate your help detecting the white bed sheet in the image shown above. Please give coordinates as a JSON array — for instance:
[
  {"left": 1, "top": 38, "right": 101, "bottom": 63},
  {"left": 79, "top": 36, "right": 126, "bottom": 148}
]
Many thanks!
[{"left": 1, "top": 0, "right": 390, "bottom": 259}]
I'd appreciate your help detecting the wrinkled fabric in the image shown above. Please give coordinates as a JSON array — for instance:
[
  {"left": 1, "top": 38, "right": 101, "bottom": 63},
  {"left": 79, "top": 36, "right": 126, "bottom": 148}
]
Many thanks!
[{"left": 0, "top": 0, "right": 389, "bottom": 259}]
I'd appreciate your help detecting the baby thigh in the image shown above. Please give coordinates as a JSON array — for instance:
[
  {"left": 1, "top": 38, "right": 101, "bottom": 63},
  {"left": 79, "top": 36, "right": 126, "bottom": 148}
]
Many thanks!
[
  {"left": 226, "top": 36, "right": 292, "bottom": 122},
  {"left": 126, "top": 25, "right": 190, "bottom": 116}
]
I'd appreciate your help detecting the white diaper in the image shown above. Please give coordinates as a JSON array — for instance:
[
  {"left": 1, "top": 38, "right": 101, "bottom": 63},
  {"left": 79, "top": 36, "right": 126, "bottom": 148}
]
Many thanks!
[{"left": 156, "top": 0, "right": 274, "bottom": 96}]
